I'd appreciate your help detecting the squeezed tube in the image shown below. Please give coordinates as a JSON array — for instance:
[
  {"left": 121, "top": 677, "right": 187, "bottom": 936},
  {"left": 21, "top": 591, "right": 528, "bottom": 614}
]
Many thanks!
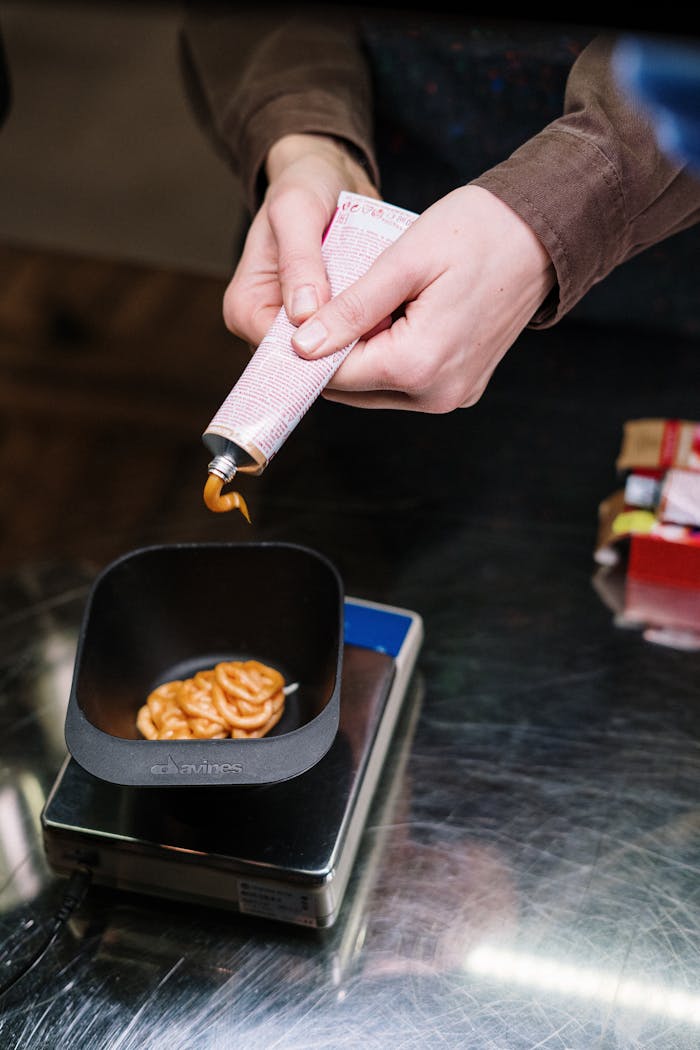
[{"left": 202, "top": 191, "right": 418, "bottom": 514}]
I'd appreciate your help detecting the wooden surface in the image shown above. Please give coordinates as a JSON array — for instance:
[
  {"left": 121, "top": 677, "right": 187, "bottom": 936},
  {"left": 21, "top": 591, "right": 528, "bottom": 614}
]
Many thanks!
[{"left": 0, "top": 242, "right": 253, "bottom": 571}]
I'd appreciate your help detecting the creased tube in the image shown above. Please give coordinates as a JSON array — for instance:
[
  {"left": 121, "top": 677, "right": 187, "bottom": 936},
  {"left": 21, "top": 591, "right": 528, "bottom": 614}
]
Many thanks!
[{"left": 203, "top": 192, "right": 418, "bottom": 470}]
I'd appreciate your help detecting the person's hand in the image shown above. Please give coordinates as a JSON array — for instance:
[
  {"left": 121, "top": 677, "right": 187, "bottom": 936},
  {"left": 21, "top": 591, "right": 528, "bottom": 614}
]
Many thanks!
[
  {"left": 222, "top": 132, "right": 380, "bottom": 348},
  {"left": 291, "top": 185, "right": 556, "bottom": 412}
]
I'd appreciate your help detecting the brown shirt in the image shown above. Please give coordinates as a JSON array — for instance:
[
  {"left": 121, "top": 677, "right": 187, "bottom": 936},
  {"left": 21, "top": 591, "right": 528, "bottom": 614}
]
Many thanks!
[{"left": 180, "top": 10, "right": 700, "bottom": 328}]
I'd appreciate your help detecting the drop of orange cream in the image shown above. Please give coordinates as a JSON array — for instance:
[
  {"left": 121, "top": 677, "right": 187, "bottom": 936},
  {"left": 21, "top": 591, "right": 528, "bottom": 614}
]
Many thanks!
[{"left": 203, "top": 474, "right": 251, "bottom": 521}]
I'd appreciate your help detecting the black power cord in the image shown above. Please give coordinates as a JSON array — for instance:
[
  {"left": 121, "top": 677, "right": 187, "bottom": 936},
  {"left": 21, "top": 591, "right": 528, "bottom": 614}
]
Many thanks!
[{"left": 0, "top": 866, "right": 93, "bottom": 999}]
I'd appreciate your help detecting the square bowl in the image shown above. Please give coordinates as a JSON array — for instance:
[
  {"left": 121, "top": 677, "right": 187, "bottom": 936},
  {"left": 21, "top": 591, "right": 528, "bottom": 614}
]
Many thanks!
[{"left": 64, "top": 542, "right": 344, "bottom": 786}]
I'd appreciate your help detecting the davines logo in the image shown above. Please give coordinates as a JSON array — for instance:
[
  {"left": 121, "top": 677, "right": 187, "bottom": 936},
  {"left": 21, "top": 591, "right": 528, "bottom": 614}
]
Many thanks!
[{"left": 151, "top": 754, "right": 243, "bottom": 776}]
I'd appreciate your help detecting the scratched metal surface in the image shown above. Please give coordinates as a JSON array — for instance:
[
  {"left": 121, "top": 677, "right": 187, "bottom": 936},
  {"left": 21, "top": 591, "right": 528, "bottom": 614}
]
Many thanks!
[{"left": 1, "top": 320, "right": 699, "bottom": 1048}]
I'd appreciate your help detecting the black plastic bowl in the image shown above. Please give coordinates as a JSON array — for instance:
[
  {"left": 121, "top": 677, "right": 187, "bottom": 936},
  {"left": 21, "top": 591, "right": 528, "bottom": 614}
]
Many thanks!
[{"left": 64, "top": 542, "right": 344, "bottom": 786}]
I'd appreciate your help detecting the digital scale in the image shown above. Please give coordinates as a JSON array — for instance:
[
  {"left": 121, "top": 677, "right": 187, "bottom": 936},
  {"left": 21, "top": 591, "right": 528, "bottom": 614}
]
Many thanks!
[{"left": 42, "top": 598, "right": 424, "bottom": 930}]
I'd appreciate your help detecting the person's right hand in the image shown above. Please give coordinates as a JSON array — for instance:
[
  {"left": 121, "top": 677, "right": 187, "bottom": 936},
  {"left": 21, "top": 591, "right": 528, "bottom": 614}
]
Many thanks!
[{"left": 222, "top": 132, "right": 380, "bottom": 348}]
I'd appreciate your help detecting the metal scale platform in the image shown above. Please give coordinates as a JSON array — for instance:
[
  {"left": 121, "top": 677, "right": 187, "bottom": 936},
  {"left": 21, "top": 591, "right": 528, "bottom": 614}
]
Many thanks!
[{"left": 41, "top": 598, "right": 423, "bottom": 929}]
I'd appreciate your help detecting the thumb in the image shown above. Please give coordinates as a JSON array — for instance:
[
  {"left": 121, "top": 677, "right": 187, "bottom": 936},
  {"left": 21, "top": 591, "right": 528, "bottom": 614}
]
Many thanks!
[
  {"left": 291, "top": 245, "right": 413, "bottom": 359},
  {"left": 270, "top": 194, "right": 332, "bottom": 325}
]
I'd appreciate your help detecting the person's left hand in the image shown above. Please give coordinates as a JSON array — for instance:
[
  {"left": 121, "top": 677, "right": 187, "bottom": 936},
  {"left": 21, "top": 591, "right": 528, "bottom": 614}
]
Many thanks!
[{"left": 291, "top": 184, "right": 556, "bottom": 412}]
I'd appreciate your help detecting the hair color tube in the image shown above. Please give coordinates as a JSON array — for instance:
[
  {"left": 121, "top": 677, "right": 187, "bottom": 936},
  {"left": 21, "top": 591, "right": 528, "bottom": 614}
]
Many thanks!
[{"left": 203, "top": 192, "right": 418, "bottom": 485}]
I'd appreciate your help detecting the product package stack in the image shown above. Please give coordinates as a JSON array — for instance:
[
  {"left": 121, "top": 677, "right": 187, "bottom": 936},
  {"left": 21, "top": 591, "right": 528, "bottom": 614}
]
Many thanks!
[{"left": 593, "top": 418, "right": 700, "bottom": 651}]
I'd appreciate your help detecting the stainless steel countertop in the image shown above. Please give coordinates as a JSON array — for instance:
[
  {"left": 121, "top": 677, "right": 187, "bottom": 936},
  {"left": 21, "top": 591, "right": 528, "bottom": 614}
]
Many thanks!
[{"left": 1, "top": 319, "right": 699, "bottom": 1049}]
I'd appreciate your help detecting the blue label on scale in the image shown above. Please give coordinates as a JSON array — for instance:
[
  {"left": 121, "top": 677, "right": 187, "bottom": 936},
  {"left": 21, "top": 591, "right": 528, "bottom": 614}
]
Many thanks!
[{"left": 343, "top": 600, "right": 413, "bottom": 657}]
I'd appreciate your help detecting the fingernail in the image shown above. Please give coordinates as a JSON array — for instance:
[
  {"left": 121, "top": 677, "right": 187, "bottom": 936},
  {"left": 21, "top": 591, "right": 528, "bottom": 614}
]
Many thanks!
[
  {"left": 291, "top": 284, "right": 318, "bottom": 320},
  {"left": 294, "top": 318, "right": 327, "bottom": 354}
]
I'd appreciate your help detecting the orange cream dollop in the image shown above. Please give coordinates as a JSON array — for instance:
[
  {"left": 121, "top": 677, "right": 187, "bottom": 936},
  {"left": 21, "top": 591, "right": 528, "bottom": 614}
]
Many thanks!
[{"left": 203, "top": 473, "right": 251, "bottom": 521}]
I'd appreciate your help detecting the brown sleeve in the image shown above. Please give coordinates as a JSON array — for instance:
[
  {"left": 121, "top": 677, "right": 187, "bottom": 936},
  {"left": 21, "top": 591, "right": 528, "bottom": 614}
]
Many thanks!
[
  {"left": 179, "top": 7, "right": 378, "bottom": 214},
  {"left": 471, "top": 34, "right": 700, "bottom": 327}
]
